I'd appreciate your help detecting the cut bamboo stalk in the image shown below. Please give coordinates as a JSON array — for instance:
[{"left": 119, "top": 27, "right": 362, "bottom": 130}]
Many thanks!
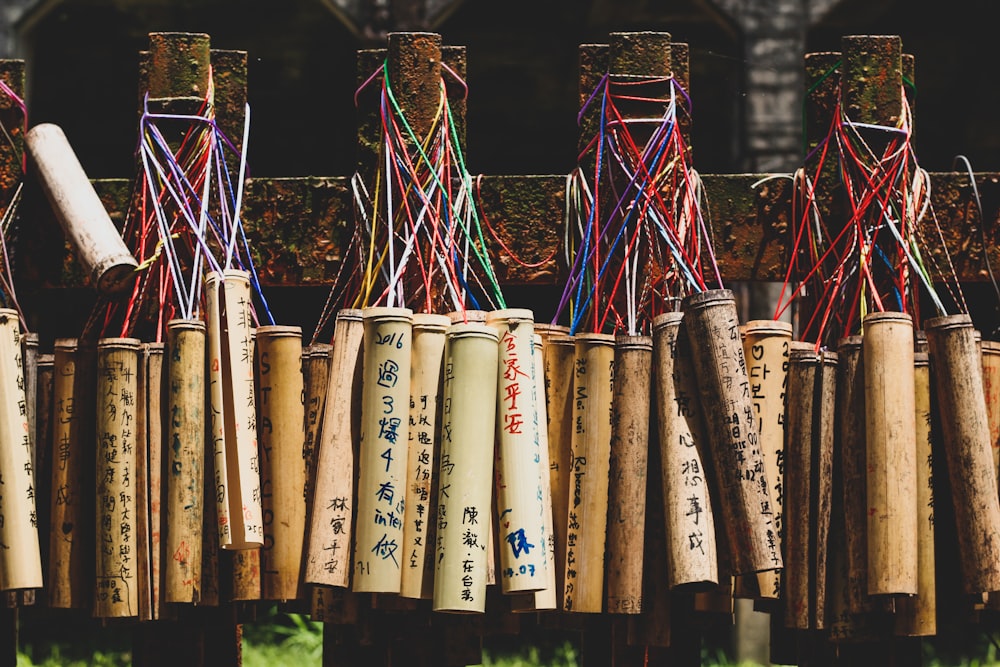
[
  {"left": 48, "top": 339, "right": 90, "bottom": 608},
  {"left": 863, "top": 311, "right": 917, "bottom": 596},
  {"left": 304, "top": 310, "right": 364, "bottom": 590},
  {"left": 94, "top": 337, "right": 140, "bottom": 617},
  {"left": 652, "top": 313, "right": 717, "bottom": 590},
  {"left": 22, "top": 332, "right": 38, "bottom": 484},
  {"left": 563, "top": 333, "right": 615, "bottom": 613},
  {"left": 606, "top": 335, "right": 652, "bottom": 614},
  {"left": 205, "top": 270, "right": 263, "bottom": 549},
  {"left": 164, "top": 320, "right": 206, "bottom": 604},
  {"left": 814, "top": 350, "right": 837, "bottom": 630},
  {"left": 135, "top": 343, "right": 150, "bottom": 620},
  {"left": 433, "top": 323, "right": 499, "bottom": 613},
  {"left": 24, "top": 124, "right": 138, "bottom": 294},
  {"left": 741, "top": 320, "right": 792, "bottom": 600},
  {"left": 543, "top": 333, "right": 574, "bottom": 605},
  {"left": 682, "top": 290, "right": 781, "bottom": 574},
  {"left": 145, "top": 343, "right": 165, "bottom": 617},
  {"left": 257, "top": 326, "right": 306, "bottom": 601},
  {"left": 982, "top": 341, "right": 1000, "bottom": 484},
  {"left": 353, "top": 307, "right": 413, "bottom": 593},
  {"left": 200, "top": 438, "right": 220, "bottom": 607},
  {"left": 35, "top": 352, "right": 54, "bottom": 588},
  {"left": 400, "top": 313, "right": 449, "bottom": 600},
  {"left": 0, "top": 311, "right": 43, "bottom": 592},
  {"left": 486, "top": 309, "right": 547, "bottom": 594},
  {"left": 895, "top": 351, "right": 936, "bottom": 636},
  {"left": 302, "top": 344, "right": 332, "bottom": 520},
  {"left": 926, "top": 314, "right": 1000, "bottom": 594},
  {"left": 230, "top": 549, "right": 260, "bottom": 600}
]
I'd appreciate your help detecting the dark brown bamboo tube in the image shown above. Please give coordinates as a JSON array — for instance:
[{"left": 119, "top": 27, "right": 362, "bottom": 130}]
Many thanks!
[
  {"left": 544, "top": 333, "right": 575, "bottom": 604},
  {"left": 35, "top": 353, "right": 54, "bottom": 586},
  {"left": 200, "top": 437, "right": 220, "bottom": 607},
  {"left": 302, "top": 344, "right": 332, "bottom": 517},
  {"left": 354, "top": 307, "right": 412, "bottom": 593},
  {"left": 652, "top": 313, "right": 718, "bottom": 591},
  {"left": 486, "top": 309, "right": 547, "bottom": 595},
  {"left": 163, "top": 320, "right": 206, "bottom": 604},
  {"left": 741, "top": 320, "right": 792, "bottom": 600},
  {"left": 784, "top": 345, "right": 819, "bottom": 630},
  {"left": 982, "top": 341, "right": 1000, "bottom": 482},
  {"left": 836, "top": 336, "right": 870, "bottom": 612},
  {"left": 682, "top": 289, "right": 781, "bottom": 575},
  {"left": 144, "top": 343, "right": 166, "bottom": 616},
  {"left": 895, "top": 352, "right": 936, "bottom": 636},
  {"left": 606, "top": 335, "right": 652, "bottom": 614},
  {"left": 0, "top": 312, "right": 43, "bottom": 592},
  {"left": 257, "top": 326, "right": 306, "bottom": 601},
  {"left": 400, "top": 314, "right": 449, "bottom": 599},
  {"left": 814, "top": 350, "right": 837, "bottom": 630},
  {"left": 94, "top": 337, "right": 141, "bottom": 617},
  {"left": 304, "top": 310, "right": 364, "bottom": 589},
  {"left": 925, "top": 314, "right": 1000, "bottom": 594},
  {"left": 432, "top": 323, "right": 499, "bottom": 613},
  {"left": 563, "top": 333, "right": 615, "bottom": 612},
  {"left": 863, "top": 312, "right": 917, "bottom": 596}
]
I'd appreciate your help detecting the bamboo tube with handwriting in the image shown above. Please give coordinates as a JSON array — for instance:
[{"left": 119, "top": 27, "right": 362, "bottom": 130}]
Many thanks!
[
  {"left": 863, "top": 312, "right": 917, "bottom": 595},
  {"left": 653, "top": 313, "right": 718, "bottom": 589},
  {"left": 164, "top": 320, "right": 206, "bottom": 603},
  {"left": 563, "top": 333, "right": 615, "bottom": 612},
  {"left": 94, "top": 337, "right": 140, "bottom": 617},
  {"left": 145, "top": 343, "right": 165, "bottom": 616},
  {"left": 741, "top": 321, "right": 791, "bottom": 600},
  {"left": 353, "top": 307, "right": 412, "bottom": 593},
  {"left": 895, "top": 352, "right": 936, "bottom": 636},
  {"left": 433, "top": 323, "right": 498, "bottom": 612},
  {"left": 305, "top": 310, "right": 364, "bottom": 590},
  {"left": 0, "top": 311, "right": 43, "bottom": 591},
  {"left": 605, "top": 336, "right": 652, "bottom": 614},
  {"left": 257, "top": 326, "right": 306, "bottom": 601},
  {"left": 22, "top": 332, "right": 38, "bottom": 480},
  {"left": 682, "top": 290, "right": 780, "bottom": 574},
  {"left": 814, "top": 350, "right": 837, "bottom": 629},
  {"left": 926, "top": 314, "right": 1000, "bottom": 594},
  {"left": 400, "top": 314, "right": 449, "bottom": 599},
  {"left": 48, "top": 340, "right": 89, "bottom": 608},
  {"left": 486, "top": 309, "right": 547, "bottom": 594},
  {"left": 205, "top": 270, "right": 262, "bottom": 549},
  {"left": 230, "top": 549, "right": 260, "bottom": 600},
  {"left": 544, "top": 334, "right": 574, "bottom": 603},
  {"left": 982, "top": 341, "right": 1000, "bottom": 481}
]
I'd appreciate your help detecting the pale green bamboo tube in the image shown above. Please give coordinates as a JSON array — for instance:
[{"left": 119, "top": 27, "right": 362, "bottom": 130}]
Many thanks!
[
  {"left": 433, "top": 323, "right": 499, "bottom": 613},
  {"left": 682, "top": 290, "right": 781, "bottom": 574},
  {"left": 400, "top": 313, "right": 449, "bottom": 599},
  {"left": 563, "top": 333, "right": 615, "bottom": 612},
  {"left": 353, "top": 307, "right": 412, "bottom": 593},
  {"left": 606, "top": 336, "right": 652, "bottom": 614},
  {"left": 863, "top": 312, "right": 917, "bottom": 595},
  {"left": 926, "top": 314, "right": 1000, "bottom": 594},
  {"left": 94, "top": 337, "right": 141, "bottom": 617},
  {"left": 543, "top": 333, "right": 574, "bottom": 605},
  {"left": 304, "top": 310, "right": 364, "bottom": 589},
  {"left": 895, "top": 352, "right": 936, "bottom": 636},
  {"left": 741, "top": 320, "right": 792, "bottom": 600},
  {"left": 486, "top": 308, "right": 547, "bottom": 594},
  {"left": 652, "top": 313, "right": 717, "bottom": 590},
  {"left": 0, "top": 311, "right": 42, "bottom": 591},
  {"left": 257, "top": 326, "right": 306, "bottom": 602}
]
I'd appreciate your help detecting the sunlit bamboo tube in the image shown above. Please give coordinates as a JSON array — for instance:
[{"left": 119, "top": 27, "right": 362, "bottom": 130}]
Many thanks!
[
  {"left": 982, "top": 341, "right": 1000, "bottom": 484},
  {"left": 257, "top": 326, "right": 306, "bottom": 601},
  {"left": 433, "top": 323, "right": 499, "bottom": 613},
  {"left": 863, "top": 312, "right": 917, "bottom": 595},
  {"left": 353, "top": 307, "right": 412, "bottom": 593},
  {"left": 94, "top": 337, "right": 140, "bottom": 617}
]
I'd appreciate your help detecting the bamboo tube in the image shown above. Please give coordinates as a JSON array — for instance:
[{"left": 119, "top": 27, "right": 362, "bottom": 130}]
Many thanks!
[
  {"left": 0, "top": 311, "right": 43, "bottom": 591},
  {"left": 94, "top": 337, "right": 140, "bottom": 617},
  {"left": 486, "top": 309, "right": 547, "bottom": 594},
  {"left": 163, "top": 320, "right": 206, "bottom": 604},
  {"left": 895, "top": 352, "right": 936, "bottom": 636},
  {"left": 230, "top": 548, "right": 260, "bottom": 600},
  {"left": 652, "top": 313, "right": 717, "bottom": 589},
  {"left": 682, "top": 290, "right": 780, "bottom": 575},
  {"left": 205, "top": 270, "right": 262, "bottom": 549},
  {"left": 36, "top": 353, "right": 54, "bottom": 583},
  {"left": 353, "top": 307, "right": 412, "bottom": 593},
  {"left": 302, "top": 344, "right": 332, "bottom": 515},
  {"left": 48, "top": 339, "right": 89, "bottom": 608},
  {"left": 400, "top": 314, "right": 449, "bottom": 599},
  {"left": 925, "top": 314, "right": 1000, "bottom": 594},
  {"left": 200, "top": 440, "right": 220, "bottom": 607},
  {"left": 135, "top": 344, "right": 150, "bottom": 620},
  {"left": 863, "top": 311, "right": 917, "bottom": 596},
  {"left": 22, "top": 332, "right": 38, "bottom": 482},
  {"left": 448, "top": 310, "right": 488, "bottom": 324},
  {"left": 144, "top": 343, "right": 165, "bottom": 617},
  {"left": 563, "top": 333, "right": 615, "bottom": 612},
  {"left": 982, "top": 341, "right": 1000, "bottom": 481},
  {"left": 432, "top": 323, "right": 498, "bottom": 612},
  {"left": 605, "top": 335, "right": 652, "bottom": 614},
  {"left": 257, "top": 326, "right": 306, "bottom": 601},
  {"left": 741, "top": 321, "right": 792, "bottom": 600},
  {"left": 814, "top": 350, "right": 838, "bottom": 629},
  {"left": 24, "top": 124, "right": 138, "bottom": 294},
  {"left": 544, "top": 333, "right": 575, "bottom": 604},
  {"left": 304, "top": 310, "right": 364, "bottom": 588}
]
